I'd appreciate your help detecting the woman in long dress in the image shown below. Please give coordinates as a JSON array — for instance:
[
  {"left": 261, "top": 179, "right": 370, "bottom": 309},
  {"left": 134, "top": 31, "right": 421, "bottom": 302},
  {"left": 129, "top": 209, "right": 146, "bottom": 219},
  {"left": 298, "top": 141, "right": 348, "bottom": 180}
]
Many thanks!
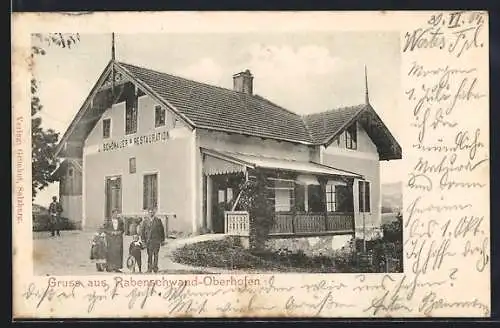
[{"left": 105, "top": 210, "right": 125, "bottom": 272}]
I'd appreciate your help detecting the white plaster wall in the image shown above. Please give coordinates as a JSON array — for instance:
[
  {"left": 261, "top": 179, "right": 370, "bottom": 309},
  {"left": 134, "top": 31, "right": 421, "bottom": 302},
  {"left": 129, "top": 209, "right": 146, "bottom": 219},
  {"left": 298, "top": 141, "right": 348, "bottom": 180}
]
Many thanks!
[
  {"left": 322, "top": 123, "right": 382, "bottom": 234},
  {"left": 83, "top": 95, "right": 195, "bottom": 233}
]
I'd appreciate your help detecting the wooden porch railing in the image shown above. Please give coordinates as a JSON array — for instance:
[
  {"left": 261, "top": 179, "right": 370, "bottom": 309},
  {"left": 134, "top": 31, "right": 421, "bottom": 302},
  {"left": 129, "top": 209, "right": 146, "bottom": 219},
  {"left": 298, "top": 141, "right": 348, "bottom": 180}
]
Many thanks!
[
  {"left": 225, "top": 211, "right": 250, "bottom": 236},
  {"left": 224, "top": 211, "right": 354, "bottom": 237},
  {"left": 270, "top": 212, "right": 354, "bottom": 236}
]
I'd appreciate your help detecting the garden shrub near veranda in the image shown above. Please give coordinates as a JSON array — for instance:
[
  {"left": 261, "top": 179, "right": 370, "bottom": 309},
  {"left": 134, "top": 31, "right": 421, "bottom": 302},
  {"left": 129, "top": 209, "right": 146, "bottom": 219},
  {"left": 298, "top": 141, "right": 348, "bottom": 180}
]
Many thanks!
[{"left": 236, "top": 172, "right": 274, "bottom": 251}]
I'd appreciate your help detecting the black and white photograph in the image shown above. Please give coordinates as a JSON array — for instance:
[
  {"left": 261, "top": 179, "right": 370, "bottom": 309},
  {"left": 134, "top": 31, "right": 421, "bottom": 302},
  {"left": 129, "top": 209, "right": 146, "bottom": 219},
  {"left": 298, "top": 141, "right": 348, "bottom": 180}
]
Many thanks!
[
  {"left": 13, "top": 11, "right": 491, "bottom": 319},
  {"left": 31, "top": 31, "right": 403, "bottom": 276}
]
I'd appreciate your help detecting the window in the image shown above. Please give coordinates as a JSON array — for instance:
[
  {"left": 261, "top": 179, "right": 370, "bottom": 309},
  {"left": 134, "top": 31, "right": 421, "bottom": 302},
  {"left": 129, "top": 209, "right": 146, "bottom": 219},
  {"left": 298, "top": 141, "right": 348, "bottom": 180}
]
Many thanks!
[
  {"left": 325, "top": 184, "right": 336, "bottom": 212},
  {"left": 125, "top": 93, "right": 138, "bottom": 135},
  {"left": 218, "top": 190, "right": 225, "bottom": 203},
  {"left": 129, "top": 157, "right": 136, "bottom": 174},
  {"left": 103, "top": 119, "right": 111, "bottom": 138},
  {"left": 332, "top": 122, "right": 357, "bottom": 149},
  {"left": 68, "top": 168, "right": 74, "bottom": 177},
  {"left": 295, "top": 184, "right": 305, "bottom": 212},
  {"left": 268, "top": 178, "right": 295, "bottom": 212},
  {"left": 307, "top": 185, "right": 323, "bottom": 213},
  {"left": 226, "top": 188, "right": 233, "bottom": 202},
  {"left": 346, "top": 123, "right": 357, "bottom": 149},
  {"left": 143, "top": 173, "right": 158, "bottom": 210},
  {"left": 358, "top": 181, "right": 371, "bottom": 212},
  {"left": 335, "top": 185, "right": 353, "bottom": 212},
  {"left": 155, "top": 105, "right": 166, "bottom": 127}
]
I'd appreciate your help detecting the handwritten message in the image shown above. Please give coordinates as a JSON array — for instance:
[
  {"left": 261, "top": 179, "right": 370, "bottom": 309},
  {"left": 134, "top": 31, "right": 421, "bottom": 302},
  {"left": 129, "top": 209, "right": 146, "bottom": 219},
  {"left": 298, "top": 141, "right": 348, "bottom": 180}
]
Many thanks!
[
  {"left": 20, "top": 273, "right": 489, "bottom": 317},
  {"left": 400, "top": 10, "right": 490, "bottom": 317}
]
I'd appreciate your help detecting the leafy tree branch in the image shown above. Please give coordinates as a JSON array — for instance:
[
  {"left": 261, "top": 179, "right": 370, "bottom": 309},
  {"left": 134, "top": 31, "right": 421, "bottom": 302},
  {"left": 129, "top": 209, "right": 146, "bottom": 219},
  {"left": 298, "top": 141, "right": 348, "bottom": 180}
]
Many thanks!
[{"left": 31, "top": 33, "right": 80, "bottom": 200}]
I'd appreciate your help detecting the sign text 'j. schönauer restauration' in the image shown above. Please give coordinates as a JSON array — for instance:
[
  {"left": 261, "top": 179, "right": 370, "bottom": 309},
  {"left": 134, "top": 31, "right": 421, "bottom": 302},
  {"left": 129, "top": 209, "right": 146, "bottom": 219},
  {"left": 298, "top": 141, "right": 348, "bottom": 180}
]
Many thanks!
[{"left": 101, "top": 131, "right": 168, "bottom": 152}]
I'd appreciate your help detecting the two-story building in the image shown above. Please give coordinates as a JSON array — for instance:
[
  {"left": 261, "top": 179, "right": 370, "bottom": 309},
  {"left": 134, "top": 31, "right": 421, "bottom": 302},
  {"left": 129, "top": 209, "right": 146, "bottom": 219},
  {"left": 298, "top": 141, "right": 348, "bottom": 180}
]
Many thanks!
[{"left": 52, "top": 59, "right": 401, "bottom": 246}]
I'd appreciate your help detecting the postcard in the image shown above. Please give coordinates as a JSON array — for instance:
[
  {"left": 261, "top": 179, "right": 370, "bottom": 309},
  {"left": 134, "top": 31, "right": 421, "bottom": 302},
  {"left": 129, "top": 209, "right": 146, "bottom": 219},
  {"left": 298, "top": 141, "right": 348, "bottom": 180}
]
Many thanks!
[{"left": 12, "top": 11, "right": 490, "bottom": 318}]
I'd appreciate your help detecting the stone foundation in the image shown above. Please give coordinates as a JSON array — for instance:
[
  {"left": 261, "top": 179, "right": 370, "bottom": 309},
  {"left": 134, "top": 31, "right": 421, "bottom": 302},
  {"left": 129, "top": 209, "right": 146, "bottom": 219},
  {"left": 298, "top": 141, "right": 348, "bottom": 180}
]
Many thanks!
[
  {"left": 354, "top": 226, "right": 383, "bottom": 241},
  {"left": 235, "top": 226, "right": 383, "bottom": 256}
]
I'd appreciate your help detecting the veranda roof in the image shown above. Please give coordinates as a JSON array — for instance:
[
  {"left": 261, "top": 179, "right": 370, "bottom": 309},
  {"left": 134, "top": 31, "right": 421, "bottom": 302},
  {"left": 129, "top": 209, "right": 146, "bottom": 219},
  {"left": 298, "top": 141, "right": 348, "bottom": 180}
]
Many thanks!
[{"left": 202, "top": 148, "right": 363, "bottom": 179}]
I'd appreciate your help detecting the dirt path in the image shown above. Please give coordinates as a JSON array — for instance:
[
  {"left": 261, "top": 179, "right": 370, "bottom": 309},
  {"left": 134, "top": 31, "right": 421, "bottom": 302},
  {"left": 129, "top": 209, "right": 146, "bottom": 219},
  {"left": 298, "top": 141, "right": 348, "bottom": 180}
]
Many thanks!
[{"left": 32, "top": 230, "right": 232, "bottom": 275}]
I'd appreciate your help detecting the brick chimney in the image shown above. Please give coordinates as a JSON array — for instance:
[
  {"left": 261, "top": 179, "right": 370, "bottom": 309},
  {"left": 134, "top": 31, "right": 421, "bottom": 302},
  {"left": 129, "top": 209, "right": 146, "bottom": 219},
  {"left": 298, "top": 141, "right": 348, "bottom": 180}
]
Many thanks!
[{"left": 233, "top": 69, "right": 253, "bottom": 95}]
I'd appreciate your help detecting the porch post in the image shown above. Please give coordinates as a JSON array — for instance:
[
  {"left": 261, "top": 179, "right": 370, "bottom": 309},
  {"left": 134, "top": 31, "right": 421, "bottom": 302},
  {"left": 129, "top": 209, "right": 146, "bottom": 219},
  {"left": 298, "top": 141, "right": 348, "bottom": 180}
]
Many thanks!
[
  {"left": 318, "top": 176, "right": 328, "bottom": 231},
  {"left": 347, "top": 178, "right": 355, "bottom": 237},
  {"left": 290, "top": 172, "right": 298, "bottom": 234},
  {"left": 304, "top": 184, "right": 309, "bottom": 212},
  {"left": 206, "top": 175, "right": 213, "bottom": 232}
]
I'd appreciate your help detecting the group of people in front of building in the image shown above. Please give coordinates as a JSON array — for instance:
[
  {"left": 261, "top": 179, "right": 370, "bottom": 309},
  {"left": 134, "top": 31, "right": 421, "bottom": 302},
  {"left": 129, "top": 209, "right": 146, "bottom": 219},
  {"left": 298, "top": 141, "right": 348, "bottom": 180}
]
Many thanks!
[{"left": 90, "top": 207, "right": 166, "bottom": 273}]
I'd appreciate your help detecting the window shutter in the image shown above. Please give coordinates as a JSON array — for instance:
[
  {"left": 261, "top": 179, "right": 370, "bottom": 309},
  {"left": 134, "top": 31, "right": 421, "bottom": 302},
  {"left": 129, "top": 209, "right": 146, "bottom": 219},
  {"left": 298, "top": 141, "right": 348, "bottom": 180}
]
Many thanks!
[
  {"left": 358, "top": 181, "right": 363, "bottom": 212},
  {"left": 295, "top": 184, "right": 305, "bottom": 212},
  {"left": 152, "top": 174, "right": 158, "bottom": 208},
  {"left": 358, "top": 181, "right": 370, "bottom": 212},
  {"left": 365, "top": 182, "right": 370, "bottom": 212},
  {"left": 143, "top": 175, "right": 148, "bottom": 209}
]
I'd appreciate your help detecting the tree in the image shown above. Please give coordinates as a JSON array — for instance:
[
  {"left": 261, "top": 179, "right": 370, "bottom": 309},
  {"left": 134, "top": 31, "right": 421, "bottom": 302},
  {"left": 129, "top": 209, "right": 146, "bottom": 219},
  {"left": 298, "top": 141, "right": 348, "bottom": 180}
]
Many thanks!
[{"left": 30, "top": 33, "right": 80, "bottom": 200}]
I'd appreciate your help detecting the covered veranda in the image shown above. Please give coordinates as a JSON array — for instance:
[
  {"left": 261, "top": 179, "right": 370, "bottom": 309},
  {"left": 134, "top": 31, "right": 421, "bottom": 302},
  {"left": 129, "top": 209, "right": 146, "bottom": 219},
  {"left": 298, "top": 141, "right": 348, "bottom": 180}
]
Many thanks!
[{"left": 201, "top": 148, "right": 363, "bottom": 238}]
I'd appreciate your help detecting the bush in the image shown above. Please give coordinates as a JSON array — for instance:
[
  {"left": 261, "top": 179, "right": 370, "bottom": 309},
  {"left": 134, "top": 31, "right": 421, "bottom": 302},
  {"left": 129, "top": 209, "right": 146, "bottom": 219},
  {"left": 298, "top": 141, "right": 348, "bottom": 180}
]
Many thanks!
[
  {"left": 32, "top": 214, "right": 76, "bottom": 231},
  {"left": 172, "top": 238, "right": 338, "bottom": 273},
  {"left": 350, "top": 215, "right": 403, "bottom": 273}
]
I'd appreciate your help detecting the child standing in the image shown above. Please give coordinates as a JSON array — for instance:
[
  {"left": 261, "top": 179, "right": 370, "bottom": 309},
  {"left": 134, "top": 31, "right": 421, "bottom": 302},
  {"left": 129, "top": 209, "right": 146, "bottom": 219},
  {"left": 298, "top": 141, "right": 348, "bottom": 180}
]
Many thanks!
[
  {"left": 127, "top": 235, "right": 144, "bottom": 273},
  {"left": 90, "top": 231, "right": 107, "bottom": 272}
]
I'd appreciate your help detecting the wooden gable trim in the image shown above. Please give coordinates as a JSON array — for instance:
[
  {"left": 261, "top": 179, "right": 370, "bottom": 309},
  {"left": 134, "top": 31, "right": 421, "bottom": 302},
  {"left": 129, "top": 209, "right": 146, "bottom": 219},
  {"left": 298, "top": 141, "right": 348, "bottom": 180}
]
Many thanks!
[
  {"left": 54, "top": 61, "right": 114, "bottom": 157},
  {"left": 114, "top": 62, "right": 196, "bottom": 129},
  {"left": 362, "top": 106, "right": 402, "bottom": 160},
  {"left": 55, "top": 61, "right": 196, "bottom": 158},
  {"left": 320, "top": 105, "right": 402, "bottom": 160}
]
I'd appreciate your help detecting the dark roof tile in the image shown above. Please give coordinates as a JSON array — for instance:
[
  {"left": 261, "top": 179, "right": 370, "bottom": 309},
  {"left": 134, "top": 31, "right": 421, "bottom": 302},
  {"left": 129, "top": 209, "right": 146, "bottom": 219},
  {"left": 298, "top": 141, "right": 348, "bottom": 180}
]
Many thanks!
[{"left": 302, "top": 105, "right": 366, "bottom": 143}]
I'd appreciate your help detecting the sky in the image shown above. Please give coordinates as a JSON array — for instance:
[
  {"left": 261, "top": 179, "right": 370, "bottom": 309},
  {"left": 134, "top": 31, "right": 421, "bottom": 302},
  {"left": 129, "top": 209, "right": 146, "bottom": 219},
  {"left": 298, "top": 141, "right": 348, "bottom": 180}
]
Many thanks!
[{"left": 32, "top": 32, "right": 403, "bottom": 206}]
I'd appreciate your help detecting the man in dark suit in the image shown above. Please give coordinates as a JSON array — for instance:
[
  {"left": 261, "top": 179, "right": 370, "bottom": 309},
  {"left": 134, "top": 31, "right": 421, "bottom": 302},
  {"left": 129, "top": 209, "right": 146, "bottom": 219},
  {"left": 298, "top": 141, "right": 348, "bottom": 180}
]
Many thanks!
[
  {"left": 48, "top": 196, "right": 63, "bottom": 237},
  {"left": 140, "top": 207, "right": 165, "bottom": 273}
]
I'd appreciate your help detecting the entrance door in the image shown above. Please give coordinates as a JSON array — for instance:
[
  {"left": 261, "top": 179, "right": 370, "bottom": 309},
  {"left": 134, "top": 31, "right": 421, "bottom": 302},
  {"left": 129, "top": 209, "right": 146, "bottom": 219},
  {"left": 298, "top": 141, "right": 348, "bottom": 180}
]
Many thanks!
[
  {"left": 105, "top": 176, "right": 122, "bottom": 222},
  {"left": 211, "top": 176, "right": 237, "bottom": 233}
]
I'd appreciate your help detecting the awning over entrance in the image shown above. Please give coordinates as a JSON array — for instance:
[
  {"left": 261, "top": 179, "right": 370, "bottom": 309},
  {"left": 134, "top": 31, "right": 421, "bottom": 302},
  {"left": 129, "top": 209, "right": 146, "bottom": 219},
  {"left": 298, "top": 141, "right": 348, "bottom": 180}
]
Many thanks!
[{"left": 201, "top": 148, "right": 363, "bottom": 179}]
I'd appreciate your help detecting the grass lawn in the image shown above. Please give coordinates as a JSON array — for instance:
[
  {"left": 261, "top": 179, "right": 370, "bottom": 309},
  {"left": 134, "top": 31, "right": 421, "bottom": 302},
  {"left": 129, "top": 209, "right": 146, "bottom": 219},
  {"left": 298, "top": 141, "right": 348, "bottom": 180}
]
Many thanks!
[{"left": 171, "top": 238, "right": 340, "bottom": 273}]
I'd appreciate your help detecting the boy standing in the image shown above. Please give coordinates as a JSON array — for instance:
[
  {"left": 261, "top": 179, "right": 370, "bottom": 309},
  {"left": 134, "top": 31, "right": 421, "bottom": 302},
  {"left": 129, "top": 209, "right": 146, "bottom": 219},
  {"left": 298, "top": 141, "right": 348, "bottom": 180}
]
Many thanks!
[{"left": 128, "top": 235, "right": 144, "bottom": 273}]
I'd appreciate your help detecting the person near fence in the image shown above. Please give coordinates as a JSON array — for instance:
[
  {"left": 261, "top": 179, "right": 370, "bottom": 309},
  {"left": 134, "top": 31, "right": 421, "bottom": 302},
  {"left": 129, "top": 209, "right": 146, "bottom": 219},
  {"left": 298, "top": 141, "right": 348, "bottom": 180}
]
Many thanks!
[
  {"left": 140, "top": 207, "right": 165, "bottom": 273},
  {"left": 105, "top": 210, "right": 125, "bottom": 272},
  {"left": 48, "top": 196, "right": 63, "bottom": 237}
]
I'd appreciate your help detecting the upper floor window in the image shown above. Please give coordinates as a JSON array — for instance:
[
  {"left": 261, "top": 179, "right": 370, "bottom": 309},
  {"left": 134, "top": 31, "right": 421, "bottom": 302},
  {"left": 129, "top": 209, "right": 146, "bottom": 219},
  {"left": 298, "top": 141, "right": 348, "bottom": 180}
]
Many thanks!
[
  {"left": 125, "top": 93, "right": 138, "bottom": 135},
  {"left": 102, "top": 118, "right": 111, "bottom": 138},
  {"left": 335, "top": 122, "right": 357, "bottom": 150},
  {"left": 345, "top": 123, "right": 357, "bottom": 149},
  {"left": 155, "top": 105, "right": 166, "bottom": 127}
]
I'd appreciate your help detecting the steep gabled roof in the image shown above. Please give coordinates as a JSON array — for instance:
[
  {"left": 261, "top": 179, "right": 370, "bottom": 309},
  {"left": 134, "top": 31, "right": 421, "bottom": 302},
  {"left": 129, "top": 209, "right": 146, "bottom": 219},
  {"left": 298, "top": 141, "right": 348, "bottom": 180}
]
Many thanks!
[
  {"left": 302, "top": 104, "right": 365, "bottom": 144},
  {"left": 118, "top": 62, "right": 313, "bottom": 144},
  {"left": 303, "top": 104, "right": 402, "bottom": 160},
  {"left": 56, "top": 60, "right": 401, "bottom": 161}
]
